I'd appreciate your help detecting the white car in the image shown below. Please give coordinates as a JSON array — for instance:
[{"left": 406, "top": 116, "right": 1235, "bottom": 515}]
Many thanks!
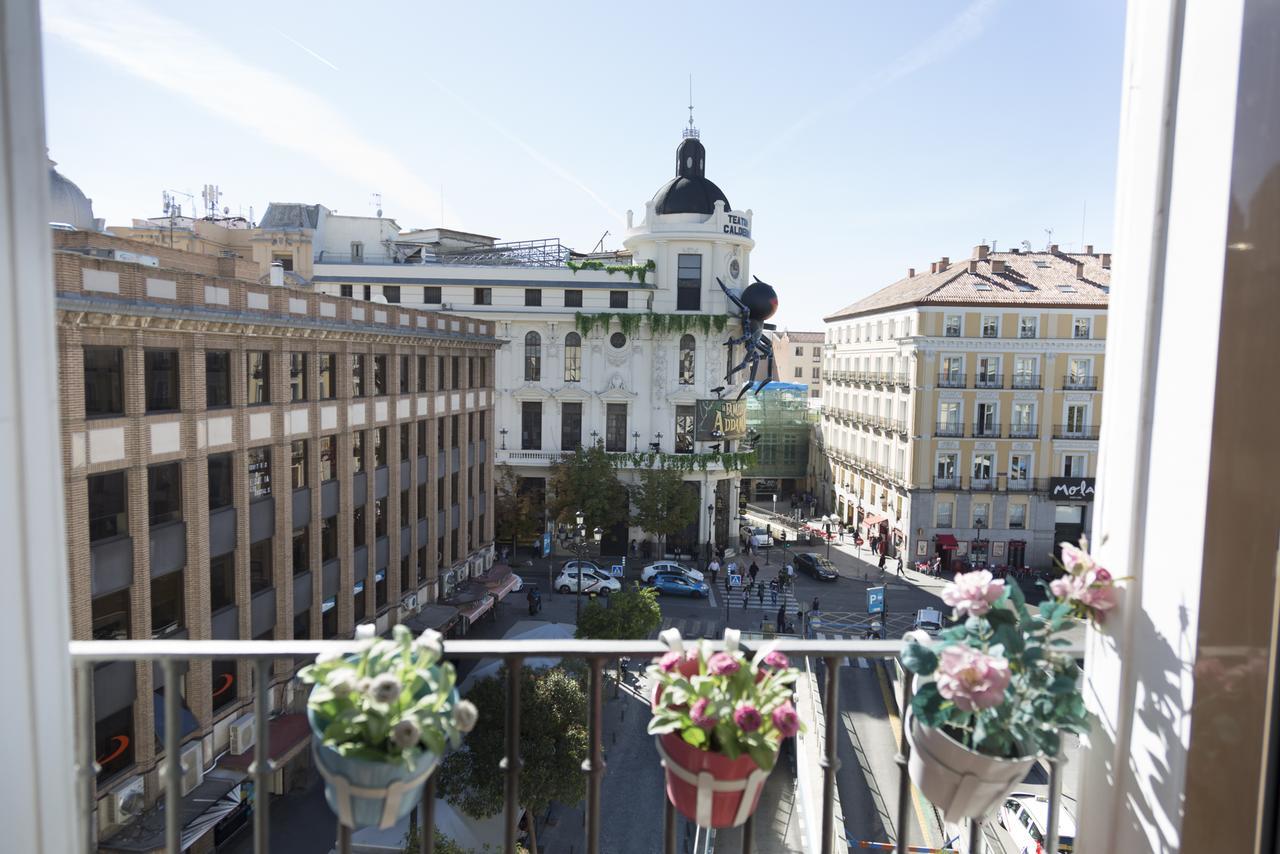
[
  {"left": 553, "top": 566, "right": 621, "bottom": 596},
  {"left": 739, "top": 525, "right": 774, "bottom": 549},
  {"left": 998, "top": 793, "right": 1076, "bottom": 853},
  {"left": 912, "top": 608, "right": 944, "bottom": 638},
  {"left": 641, "top": 561, "right": 705, "bottom": 584}
]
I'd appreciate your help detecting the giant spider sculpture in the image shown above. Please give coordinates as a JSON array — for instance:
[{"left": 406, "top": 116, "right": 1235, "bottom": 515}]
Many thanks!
[{"left": 717, "top": 276, "right": 779, "bottom": 397}]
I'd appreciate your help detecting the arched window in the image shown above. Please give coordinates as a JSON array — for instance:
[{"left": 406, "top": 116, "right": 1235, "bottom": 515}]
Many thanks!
[
  {"left": 524, "top": 331, "right": 541, "bottom": 382},
  {"left": 679, "top": 335, "right": 696, "bottom": 385},
  {"left": 564, "top": 332, "right": 581, "bottom": 382}
]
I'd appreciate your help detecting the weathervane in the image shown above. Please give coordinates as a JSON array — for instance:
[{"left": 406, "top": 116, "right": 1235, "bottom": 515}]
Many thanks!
[{"left": 684, "top": 74, "right": 699, "bottom": 139}]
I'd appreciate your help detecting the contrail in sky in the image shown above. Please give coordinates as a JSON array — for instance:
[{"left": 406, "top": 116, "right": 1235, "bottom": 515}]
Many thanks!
[{"left": 278, "top": 31, "right": 340, "bottom": 71}]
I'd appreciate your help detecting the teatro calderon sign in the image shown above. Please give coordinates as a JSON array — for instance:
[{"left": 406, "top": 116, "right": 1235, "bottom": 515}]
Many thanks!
[{"left": 1050, "top": 477, "right": 1096, "bottom": 501}]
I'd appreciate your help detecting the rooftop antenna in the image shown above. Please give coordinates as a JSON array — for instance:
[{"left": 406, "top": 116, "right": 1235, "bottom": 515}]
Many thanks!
[
  {"left": 592, "top": 230, "right": 610, "bottom": 254},
  {"left": 201, "top": 184, "right": 222, "bottom": 219},
  {"left": 1079, "top": 200, "right": 1087, "bottom": 251},
  {"left": 1044, "top": 227, "right": 1054, "bottom": 249},
  {"left": 1020, "top": 239, "right": 1032, "bottom": 252},
  {"left": 683, "top": 74, "right": 699, "bottom": 139},
  {"left": 372, "top": 192, "right": 382, "bottom": 218}
]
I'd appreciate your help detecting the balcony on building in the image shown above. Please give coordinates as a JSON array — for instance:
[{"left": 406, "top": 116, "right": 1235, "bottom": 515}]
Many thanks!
[
  {"left": 1009, "top": 423, "right": 1040, "bottom": 439},
  {"left": 1061, "top": 374, "right": 1099, "bottom": 391},
  {"left": 933, "top": 476, "right": 959, "bottom": 490},
  {"left": 1011, "top": 373, "right": 1043, "bottom": 390},
  {"left": 934, "top": 421, "right": 965, "bottom": 438},
  {"left": 971, "top": 423, "right": 1002, "bottom": 438},
  {"left": 1052, "top": 424, "right": 1101, "bottom": 440},
  {"left": 937, "top": 372, "right": 967, "bottom": 389},
  {"left": 973, "top": 374, "right": 1003, "bottom": 390}
]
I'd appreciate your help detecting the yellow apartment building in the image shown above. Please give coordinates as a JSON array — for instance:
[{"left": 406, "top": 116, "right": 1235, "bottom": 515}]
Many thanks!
[{"left": 821, "top": 243, "right": 1109, "bottom": 570}]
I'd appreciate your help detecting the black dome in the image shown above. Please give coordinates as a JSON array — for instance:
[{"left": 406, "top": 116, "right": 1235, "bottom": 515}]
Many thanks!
[{"left": 651, "top": 136, "right": 731, "bottom": 215}]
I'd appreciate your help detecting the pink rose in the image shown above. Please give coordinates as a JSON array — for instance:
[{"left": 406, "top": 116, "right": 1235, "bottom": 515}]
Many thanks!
[
  {"left": 677, "top": 650, "right": 701, "bottom": 678},
  {"left": 1059, "top": 540, "right": 1095, "bottom": 573},
  {"left": 1094, "top": 567, "right": 1112, "bottom": 582},
  {"left": 708, "top": 652, "right": 740, "bottom": 676},
  {"left": 763, "top": 650, "right": 790, "bottom": 670},
  {"left": 733, "top": 703, "right": 762, "bottom": 732},
  {"left": 691, "top": 697, "right": 717, "bottom": 730},
  {"left": 941, "top": 570, "right": 1005, "bottom": 617},
  {"left": 935, "top": 647, "right": 1010, "bottom": 711},
  {"left": 658, "top": 651, "right": 683, "bottom": 673},
  {"left": 771, "top": 702, "right": 800, "bottom": 738}
]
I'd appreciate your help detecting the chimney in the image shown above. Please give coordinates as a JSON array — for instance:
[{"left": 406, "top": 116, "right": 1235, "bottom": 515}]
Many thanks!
[
  {"left": 1048, "top": 243, "right": 1059, "bottom": 254},
  {"left": 991, "top": 259, "right": 1006, "bottom": 274},
  {"left": 1010, "top": 247, "right": 1020, "bottom": 254},
  {"left": 974, "top": 244, "right": 989, "bottom": 260},
  {"left": 1084, "top": 244, "right": 1094, "bottom": 255},
  {"left": 967, "top": 260, "right": 978, "bottom": 273},
  {"left": 1101, "top": 252, "right": 1112, "bottom": 269},
  {"left": 939, "top": 256, "right": 950, "bottom": 269},
  {"left": 907, "top": 267, "right": 915, "bottom": 278},
  {"left": 929, "top": 262, "right": 938, "bottom": 274},
  {"left": 1075, "top": 260, "right": 1085, "bottom": 279},
  {"left": 269, "top": 261, "right": 285, "bottom": 287}
]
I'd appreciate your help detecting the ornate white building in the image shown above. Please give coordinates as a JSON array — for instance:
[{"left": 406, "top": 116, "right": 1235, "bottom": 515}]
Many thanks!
[{"left": 302, "top": 128, "right": 757, "bottom": 557}]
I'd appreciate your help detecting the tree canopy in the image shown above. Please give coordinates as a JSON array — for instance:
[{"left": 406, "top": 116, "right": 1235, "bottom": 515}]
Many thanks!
[
  {"left": 494, "top": 464, "right": 543, "bottom": 547},
  {"left": 437, "top": 666, "right": 588, "bottom": 824},
  {"left": 547, "top": 445, "right": 630, "bottom": 531},
  {"left": 631, "top": 466, "right": 700, "bottom": 549},
  {"left": 575, "top": 583, "right": 662, "bottom": 643}
]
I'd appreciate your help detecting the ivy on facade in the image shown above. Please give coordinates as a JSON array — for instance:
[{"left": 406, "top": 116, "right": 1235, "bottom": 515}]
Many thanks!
[
  {"left": 565, "top": 258, "right": 656, "bottom": 284},
  {"left": 604, "top": 449, "right": 756, "bottom": 473},
  {"left": 573, "top": 311, "right": 732, "bottom": 338}
]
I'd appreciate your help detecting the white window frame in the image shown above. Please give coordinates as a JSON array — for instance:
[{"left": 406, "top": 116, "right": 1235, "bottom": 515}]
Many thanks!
[
  {"left": 938, "top": 400, "right": 962, "bottom": 428},
  {"left": 981, "top": 315, "right": 1000, "bottom": 338},
  {"left": 971, "top": 452, "right": 994, "bottom": 480},
  {"left": 936, "top": 500, "right": 954, "bottom": 528},
  {"left": 1060, "top": 453, "right": 1088, "bottom": 477},
  {"left": 944, "top": 315, "right": 962, "bottom": 337},
  {"left": 935, "top": 453, "right": 958, "bottom": 479},
  {"left": 1019, "top": 316, "right": 1038, "bottom": 339},
  {"left": 1073, "top": 316, "right": 1093, "bottom": 339},
  {"left": 1009, "top": 452, "right": 1033, "bottom": 481},
  {"left": 1008, "top": 503, "right": 1027, "bottom": 529},
  {"left": 971, "top": 502, "right": 990, "bottom": 527}
]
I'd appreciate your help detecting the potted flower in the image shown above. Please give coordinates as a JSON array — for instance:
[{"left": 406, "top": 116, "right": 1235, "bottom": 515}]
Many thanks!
[
  {"left": 646, "top": 628, "right": 802, "bottom": 828},
  {"left": 299, "top": 624, "right": 478, "bottom": 830},
  {"left": 900, "top": 539, "right": 1118, "bottom": 822}
]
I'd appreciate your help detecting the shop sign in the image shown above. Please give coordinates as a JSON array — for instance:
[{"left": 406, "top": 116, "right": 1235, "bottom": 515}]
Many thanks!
[
  {"left": 1050, "top": 477, "right": 1096, "bottom": 501},
  {"left": 695, "top": 399, "right": 747, "bottom": 441},
  {"left": 723, "top": 213, "right": 751, "bottom": 237}
]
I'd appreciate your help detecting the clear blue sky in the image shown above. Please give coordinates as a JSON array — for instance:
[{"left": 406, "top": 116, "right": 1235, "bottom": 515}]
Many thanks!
[{"left": 41, "top": 0, "right": 1125, "bottom": 329}]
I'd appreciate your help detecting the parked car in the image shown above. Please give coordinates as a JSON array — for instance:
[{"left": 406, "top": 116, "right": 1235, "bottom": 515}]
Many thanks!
[
  {"left": 794, "top": 552, "right": 839, "bottom": 581},
  {"left": 998, "top": 793, "right": 1076, "bottom": 853},
  {"left": 641, "top": 561, "right": 704, "bottom": 584},
  {"left": 553, "top": 566, "right": 621, "bottom": 596},
  {"left": 911, "top": 607, "right": 944, "bottom": 638},
  {"left": 739, "top": 525, "right": 774, "bottom": 549},
  {"left": 561, "top": 559, "right": 604, "bottom": 575},
  {"left": 650, "top": 572, "right": 710, "bottom": 598}
]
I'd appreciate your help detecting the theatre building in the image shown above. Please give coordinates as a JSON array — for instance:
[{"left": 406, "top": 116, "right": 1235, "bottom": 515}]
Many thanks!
[
  {"left": 50, "top": 166, "right": 497, "bottom": 849},
  {"left": 821, "top": 244, "right": 1109, "bottom": 570}
]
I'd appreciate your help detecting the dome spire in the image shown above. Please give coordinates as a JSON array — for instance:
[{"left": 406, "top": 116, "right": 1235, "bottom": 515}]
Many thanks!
[{"left": 684, "top": 74, "right": 699, "bottom": 140}]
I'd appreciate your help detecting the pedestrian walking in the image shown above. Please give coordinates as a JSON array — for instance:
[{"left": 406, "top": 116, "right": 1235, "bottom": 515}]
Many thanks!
[
  {"left": 769, "top": 579, "right": 779, "bottom": 606},
  {"left": 708, "top": 557, "right": 721, "bottom": 586},
  {"left": 776, "top": 603, "right": 787, "bottom": 631},
  {"left": 743, "top": 589, "right": 750, "bottom": 611},
  {"left": 749, "top": 561, "right": 760, "bottom": 583},
  {"left": 757, "top": 584, "right": 765, "bottom": 605},
  {"left": 811, "top": 596, "right": 820, "bottom": 614},
  {"left": 878, "top": 551, "right": 887, "bottom": 571},
  {"left": 896, "top": 554, "right": 904, "bottom": 576}
]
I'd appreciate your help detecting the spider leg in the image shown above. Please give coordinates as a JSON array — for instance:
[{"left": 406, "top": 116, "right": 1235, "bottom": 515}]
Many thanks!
[
  {"left": 755, "top": 339, "right": 776, "bottom": 395},
  {"left": 717, "top": 277, "right": 749, "bottom": 314},
  {"left": 737, "top": 350, "right": 762, "bottom": 399}
]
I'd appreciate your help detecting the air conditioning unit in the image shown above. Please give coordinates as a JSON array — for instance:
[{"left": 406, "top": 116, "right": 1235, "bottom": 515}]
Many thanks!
[
  {"left": 107, "top": 776, "right": 145, "bottom": 826},
  {"left": 400, "top": 592, "right": 419, "bottom": 613},
  {"left": 161, "top": 741, "right": 205, "bottom": 797},
  {"left": 228, "top": 713, "right": 256, "bottom": 756},
  {"left": 440, "top": 302, "right": 452, "bottom": 310},
  {"left": 109, "top": 249, "right": 159, "bottom": 268}
]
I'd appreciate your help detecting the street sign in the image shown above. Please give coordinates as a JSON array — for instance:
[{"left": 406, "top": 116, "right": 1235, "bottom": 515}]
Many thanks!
[
  {"left": 728, "top": 573, "right": 743, "bottom": 588},
  {"left": 610, "top": 564, "right": 625, "bottom": 577},
  {"left": 541, "top": 532, "right": 551, "bottom": 558},
  {"left": 868, "top": 586, "right": 886, "bottom": 615}
]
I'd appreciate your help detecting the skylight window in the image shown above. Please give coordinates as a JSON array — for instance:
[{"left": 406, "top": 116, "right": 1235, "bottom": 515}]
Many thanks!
[
  {"left": 1016, "top": 283, "right": 1036, "bottom": 292},
  {"left": 1034, "top": 260, "right": 1050, "bottom": 268},
  {"left": 1058, "top": 284, "right": 1077, "bottom": 293},
  {"left": 974, "top": 281, "right": 992, "bottom": 291}
]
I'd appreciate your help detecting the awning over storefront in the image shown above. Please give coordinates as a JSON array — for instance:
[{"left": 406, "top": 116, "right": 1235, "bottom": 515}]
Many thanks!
[
  {"left": 935, "top": 534, "right": 959, "bottom": 550},
  {"left": 481, "top": 564, "right": 520, "bottom": 601},
  {"left": 862, "top": 513, "right": 885, "bottom": 528},
  {"left": 218, "top": 713, "right": 311, "bottom": 774},
  {"left": 460, "top": 594, "right": 494, "bottom": 624},
  {"left": 404, "top": 604, "right": 462, "bottom": 635},
  {"left": 99, "top": 767, "right": 246, "bottom": 853}
]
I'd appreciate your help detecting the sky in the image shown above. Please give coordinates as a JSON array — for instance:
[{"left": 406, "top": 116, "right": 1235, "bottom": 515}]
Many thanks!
[{"left": 40, "top": 0, "right": 1126, "bottom": 330}]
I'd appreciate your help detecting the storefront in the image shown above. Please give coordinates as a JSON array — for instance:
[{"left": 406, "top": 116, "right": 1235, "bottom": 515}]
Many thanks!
[
  {"left": 970, "top": 538, "right": 990, "bottom": 569},
  {"left": 934, "top": 533, "right": 959, "bottom": 570}
]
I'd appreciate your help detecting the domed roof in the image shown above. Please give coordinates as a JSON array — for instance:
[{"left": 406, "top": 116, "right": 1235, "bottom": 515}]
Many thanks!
[
  {"left": 48, "top": 158, "right": 97, "bottom": 230},
  {"left": 651, "top": 136, "right": 731, "bottom": 216}
]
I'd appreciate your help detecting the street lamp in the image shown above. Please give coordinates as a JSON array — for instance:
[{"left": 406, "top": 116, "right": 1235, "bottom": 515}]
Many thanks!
[
  {"left": 822, "top": 513, "right": 835, "bottom": 561},
  {"left": 558, "top": 509, "right": 604, "bottom": 622},
  {"left": 590, "top": 430, "right": 599, "bottom": 447},
  {"left": 499, "top": 427, "right": 508, "bottom": 450},
  {"left": 975, "top": 517, "right": 985, "bottom": 569},
  {"left": 706, "top": 503, "right": 715, "bottom": 569},
  {"left": 632, "top": 430, "right": 640, "bottom": 452}
]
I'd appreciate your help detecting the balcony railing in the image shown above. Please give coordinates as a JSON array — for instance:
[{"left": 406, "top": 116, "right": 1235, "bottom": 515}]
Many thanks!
[
  {"left": 893, "top": 372, "right": 912, "bottom": 388},
  {"left": 1011, "top": 374, "right": 1042, "bottom": 389},
  {"left": 970, "top": 477, "right": 995, "bottom": 491},
  {"left": 971, "top": 423, "right": 1002, "bottom": 438},
  {"left": 936, "top": 373, "right": 967, "bottom": 388},
  {"left": 933, "top": 476, "right": 959, "bottom": 489},
  {"left": 1009, "top": 423, "right": 1040, "bottom": 439},
  {"left": 973, "top": 375, "right": 1004, "bottom": 389},
  {"left": 69, "top": 637, "right": 1056, "bottom": 854},
  {"left": 1062, "top": 375, "right": 1099, "bottom": 390},
  {"left": 1053, "top": 424, "right": 1101, "bottom": 440},
  {"left": 934, "top": 422, "right": 965, "bottom": 437}
]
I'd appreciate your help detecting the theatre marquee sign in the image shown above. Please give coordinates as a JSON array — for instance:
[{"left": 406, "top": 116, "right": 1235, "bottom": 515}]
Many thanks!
[
  {"left": 695, "top": 399, "right": 747, "bottom": 441},
  {"left": 1050, "top": 477, "right": 1096, "bottom": 501}
]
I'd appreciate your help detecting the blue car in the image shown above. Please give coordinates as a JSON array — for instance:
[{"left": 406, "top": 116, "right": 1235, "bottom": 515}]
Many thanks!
[{"left": 651, "top": 572, "right": 710, "bottom": 598}]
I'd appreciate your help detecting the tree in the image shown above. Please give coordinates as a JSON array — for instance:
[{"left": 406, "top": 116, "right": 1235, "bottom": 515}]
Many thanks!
[
  {"left": 494, "top": 465, "right": 542, "bottom": 551},
  {"left": 437, "top": 667, "right": 588, "bottom": 854},
  {"left": 631, "top": 466, "right": 700, "bottom": 558},
  {"left": 576, "top": 583, "right": 663, "bottom": 691},
  {"left": 547, "top": 446, "right": 629, "bottom": 531}
]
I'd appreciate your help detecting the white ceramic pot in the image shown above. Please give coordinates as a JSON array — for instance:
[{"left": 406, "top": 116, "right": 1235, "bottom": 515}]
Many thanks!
[{"left": 906, "top": 713, "right": 1037, "bottom": 822}]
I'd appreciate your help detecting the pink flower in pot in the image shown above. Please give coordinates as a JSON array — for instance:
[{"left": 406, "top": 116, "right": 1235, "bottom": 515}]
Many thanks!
[
  {"left": 771, "top": 702, "right": 800, "bottom": 738},
  {"left": 941, "top": 570, "right": 1005, "bottom": 617},
  {"left": 733, "top": 703, "right": 762, "bottom": 732},
  {"left": 935, "top": 647, "right": 1011, "bottom": 711}
]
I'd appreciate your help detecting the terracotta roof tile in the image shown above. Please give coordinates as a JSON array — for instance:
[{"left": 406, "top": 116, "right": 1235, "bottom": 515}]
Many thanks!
[{"left": 824, "top": 251, "right": 1110, "bottom": 321}]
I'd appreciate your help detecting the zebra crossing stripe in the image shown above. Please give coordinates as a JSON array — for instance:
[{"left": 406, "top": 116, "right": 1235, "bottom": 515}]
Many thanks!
[{"left": 858, "top": 657, "right": 870, "bottom": 669}]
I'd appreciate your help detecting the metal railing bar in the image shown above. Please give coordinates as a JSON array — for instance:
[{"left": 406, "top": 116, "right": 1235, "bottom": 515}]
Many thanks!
[
  {"left": 421, "top": 773, "right": 436, "bottom": 854},
  {"left": 820, "top": 656, "right": 841, "bottom": 854},
  {"left": 76, "top": 661, "right": 96, "bottom": 854},
  {"left": 585, "top": 657, "right": 605, "bottom": 854},
  {"left": 162, "top": 659, "right": 180, "bottom": 854},
  {"left": 1045, "top": 754, "right": 1062, "bottom": 854},
  {"left": 664, "top": 796, "right": 677, "bottom": 854},
  {"left": 895, "top": 670, "right": 914, "bottom": 854},
  {"left": 502, "top": 658, "right": 523, "bottom": 853},
  {"left": 742, "top": 812, "right": 755, "bottom": 853},
  {"left": 338, "top": 823, "right": 352, "bottom": 854},
  {"left": 968, "top": 817, "right": 983, "bottom": 854},
  {"left": 253, "top": 659, "right": 271, "bottom": 854}
]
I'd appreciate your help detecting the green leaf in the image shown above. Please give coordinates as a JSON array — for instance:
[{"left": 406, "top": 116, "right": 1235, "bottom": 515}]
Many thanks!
[
  {"left": 746, "top": 742, "right": 778, "bottom": 772},
  {"left": 681, "top": 727, "right": 708, "bottom": 748},
  {"left": 911, "top": 683, "right": 947, "bottom": 727},
  {"left": 900, "top": 641, "right": 938, "bottom": 675}
]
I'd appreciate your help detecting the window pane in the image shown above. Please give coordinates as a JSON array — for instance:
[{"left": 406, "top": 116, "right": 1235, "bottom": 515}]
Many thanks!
[
  {"left": 524, "top": 288, "right": 542, "bottom": 307},
  {"left": 399, "top": 355, "right": 410, "bottom": 394},
  {"left": 150, "top": 570, "right": 184, "bottom": 637},
  {"left": 564, "top": 289, "right": 583, "bottom": 307},
  {"left": 248, "top": 446, "right": 272, "bottom": 499},
  {"left": 373, "top": 355, "right": 387, "bottom": 395},
  {"left": 147, "top": 462, "right": 182, "bottom": 526},
  {"left": 208, "top": 453, "right": 234, "bottom": 510},
  {"left": 605, "top": 403, "right": 627, "bottom": 452},
  {"left": 351, "top": 354, "right": 365, "bottom": 397},
  {"left": 677, "top": 253, "right": 701, "bottom": 311},
  {"left": 321, "top": 515, "right": 338, "bottom": 562},
  {"left": 92, "top": 588, "right": 131, "bottom": 640},
  {"left": 209, "top": 552, "right": 235, "bottom": 611},
  {"left": 353, "top": 506, "right": 366, "bottom": 548},
  {"left": 84, "top": 347, "right": 124, "bottom": 417},
  {"left": 249, "top": 540, "right": 272, "bottom": 593},
  {"left": 206, "top": 350, "right": 231, "bottom": 408},
  {"left": 374, "top": 427, "right": 387, "bottom": 467},
  {"left": 375, "top": 497, "right": 388, "bottom": 538},
  {"left": 246, "top": 351, "right": 270, "bottom": 404},
  {"left": 524, "top": 332, "right": 541, "bottom": 381},
  {"left": 561, "top": 402, "right": 582, "bottom": 450},
  {"left": 291, "top": 440, "right": 308, "bottom": 489},
  {"left": 352, "top": 431, "right": 365, "bottom": 473},
  {"left": 679, "top": 335, "right": 695, "bottom": 384},
  {"left": 144, "top": 350, "right": 180, "bottom": 412},
  {"left": 676, "top": 405, "right": 695, "bottom": 453},
  {"left": 610, "top": 290, "right": 628, "bottom": 309},
  {"left": 88, "top": 470, "right": 128, "bottom": 541},
  {"left": 564, "top": 333, "right": 581, "bottom": 382},
  {"left": 293, "top": 527, "right": 310, "bottom": 576},
  {"left": 289, "top": 352, "right": 307, "bottom": 401},
  {"left": 521, "top": 402, "right": 542, "bottom": 450}
]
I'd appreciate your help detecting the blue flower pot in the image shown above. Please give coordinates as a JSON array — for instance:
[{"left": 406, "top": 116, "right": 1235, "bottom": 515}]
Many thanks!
[{"left": 308, "top": 705, "right": 441, "bottom": 830}]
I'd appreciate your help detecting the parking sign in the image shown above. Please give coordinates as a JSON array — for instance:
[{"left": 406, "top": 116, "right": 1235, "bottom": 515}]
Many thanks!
[{"left": 868, "top": 586, "right": 885, "bottom": 615}]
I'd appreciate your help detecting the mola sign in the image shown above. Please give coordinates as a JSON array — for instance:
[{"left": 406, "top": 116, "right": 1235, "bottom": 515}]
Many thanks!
[{"left": 1050, "top": 477, "right": 1096, "bottom": 501}]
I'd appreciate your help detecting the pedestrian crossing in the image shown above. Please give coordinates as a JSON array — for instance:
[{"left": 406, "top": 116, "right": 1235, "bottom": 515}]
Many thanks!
[
  {"left": 722, "top": 585, "right": 801, "bottom": 614},
  {"left": 653, "top": 616, "right": 725, "bottom": 640},
  {"left": 810, "top": 631, "right": 876, "bottom": 669}
]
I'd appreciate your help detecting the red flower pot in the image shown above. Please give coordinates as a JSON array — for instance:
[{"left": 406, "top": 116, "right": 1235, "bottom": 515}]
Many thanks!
[{"left": 655, "top": 732, "right": 773, "bottom": 828}]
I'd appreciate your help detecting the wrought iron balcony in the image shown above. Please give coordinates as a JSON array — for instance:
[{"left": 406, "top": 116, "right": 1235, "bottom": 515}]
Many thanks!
[
  {"left": 933, "top": 476, "right": 959, "bottom": 490},
  {"left": 1053, "top": 424, "right": 1101, "bottom": 440},
  {"left": 1009, "top": 423, "right": 1040, "bottom": 439},
  {"left": 971, "top": 423, "right": 1002, "bottom": 438},
  {"left": 1062, "top": 375, "right": 1099, "bottom": 391},
  {"left": 934, "top": 422, "right": 965, "bottom": 437},
  {"left": 936, "top": 373, "right": 967, "bottom": 388},
  {"left": 893, "top": 372, "right": 912, "bottom": 388},
  {"left": 969, "top": 477, "right": 995, "bottom": 491},
  {"left": 973, "top": 375, "right": 1004, "bottom": 389},
  {"left": 1011, "top": 374, "right": 1042, "bottom": 390}
]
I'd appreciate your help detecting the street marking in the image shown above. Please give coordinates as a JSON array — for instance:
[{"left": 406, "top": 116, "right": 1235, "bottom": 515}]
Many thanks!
[
  {"left": 858, "top": 657, "right": 870, "bottom": 669},
  {"left": 874, "top": 661, "right": 941, "bottom": 851}
]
